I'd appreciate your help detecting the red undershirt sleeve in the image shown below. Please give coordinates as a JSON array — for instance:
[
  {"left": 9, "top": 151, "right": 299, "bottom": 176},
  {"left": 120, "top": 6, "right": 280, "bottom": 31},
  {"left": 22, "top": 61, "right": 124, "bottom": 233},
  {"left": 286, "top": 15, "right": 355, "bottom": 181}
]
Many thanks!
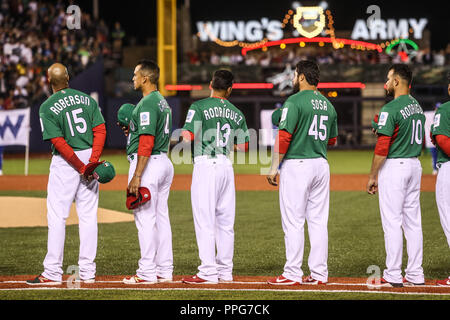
[
  {"left": 236, "top": 141, "right": 249, "bottom": 152},
  {"left": 374, "top": 135, "right": 391, "bottom": 157},
  {"left": 274, "top": 129, "right": 292, "bottom": 154},
  {"left": 137, "top": 135, "right": 155, "bottom": 157},
  {"left": 89, "top": 123, "right": 106, "bottom": 163},
  {"left": 328, "top": 136, "right": 337, "bottom": 146},
  {"left": 182, "top": 130, "right": 194, "bottom": 141},
  {"left": 436, "top": 135, "right": 450, "bottom": 157},
  {"left": 50, "top": 137, "right": 85, "bottom": 173}
]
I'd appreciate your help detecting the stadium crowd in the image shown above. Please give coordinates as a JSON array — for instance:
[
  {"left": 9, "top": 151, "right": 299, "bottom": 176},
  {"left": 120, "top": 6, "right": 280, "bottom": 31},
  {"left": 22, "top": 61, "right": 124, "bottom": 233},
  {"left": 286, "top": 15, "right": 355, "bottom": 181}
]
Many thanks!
[
  {"left": 186, "top": 45, "right": 450, "bottom": 68},
  {"left": 0, "top": 0, "right": 119, "bottom": 110}
]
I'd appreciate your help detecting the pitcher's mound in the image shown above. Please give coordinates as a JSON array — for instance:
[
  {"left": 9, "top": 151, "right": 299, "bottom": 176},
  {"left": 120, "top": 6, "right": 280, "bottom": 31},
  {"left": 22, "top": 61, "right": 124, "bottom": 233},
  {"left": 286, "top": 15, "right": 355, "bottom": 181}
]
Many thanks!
[{"left": 0, "top": 197, "right": 134, "bottom": 228}]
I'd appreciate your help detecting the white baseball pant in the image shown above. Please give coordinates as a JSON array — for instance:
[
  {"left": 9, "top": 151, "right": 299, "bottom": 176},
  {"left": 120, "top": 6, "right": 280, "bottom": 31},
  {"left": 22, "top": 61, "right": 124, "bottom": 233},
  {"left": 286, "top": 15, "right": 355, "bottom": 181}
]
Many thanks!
[
  {"left": 378, "top": 158, "right": 424, "bottom": 284},
  {"left": 436, "top": 161, "right": 450, "bottom": 248},
  {"left": 191, "top": 154, "right": 235, "bottom": 283},
  {"left": 128, "top": 153, "right": 174, "bottom": 281},
  {"left": 279, "top": 158, "right": 330, "bottom": 283},
  {"left": 43, "top": 148, "right": 99, "bottom": 282}
]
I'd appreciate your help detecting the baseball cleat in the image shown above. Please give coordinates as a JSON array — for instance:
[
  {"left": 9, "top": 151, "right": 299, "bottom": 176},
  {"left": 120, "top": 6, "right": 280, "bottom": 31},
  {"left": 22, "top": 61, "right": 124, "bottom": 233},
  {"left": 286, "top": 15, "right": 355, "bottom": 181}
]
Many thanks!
[
  {"left": 267, "top": 275, "right": 301, "bottom": 286},
  {"left": 26, "top": 274, "right": 62, "bottom": 286},
  {"left": 80, "top": 278, "right": 96, "bottom": 284},
  {"left": 402, "top": 277, "right": 424, "bottom": 286},
  {"left": 380, "top": 278, "right": 403, "bottom": 288},
  {"left": 122, "top": 275, "right": 157, "bottom": 284},
  {"left": 156, "top": 276, "right": 173, "bottom": 283},
  {"left": 436, "top": 278, "right": 450, "bottom": 286},
  {"left": 182, "top": 275, "right": 218, "bottom": 284},
  {"left": 303, "top": 275, "right": 327, "bottom": 285},
  {"left": 219, "top": 278, "right": 233, "bottom": 283}
]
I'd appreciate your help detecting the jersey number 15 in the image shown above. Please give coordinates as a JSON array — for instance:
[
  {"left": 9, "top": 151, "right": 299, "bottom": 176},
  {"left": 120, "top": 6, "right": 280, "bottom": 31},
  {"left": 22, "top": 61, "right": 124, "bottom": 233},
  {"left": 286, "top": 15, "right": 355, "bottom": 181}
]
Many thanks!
[{"left": 66, "top": 108, "right": 87, "bottom": 136}]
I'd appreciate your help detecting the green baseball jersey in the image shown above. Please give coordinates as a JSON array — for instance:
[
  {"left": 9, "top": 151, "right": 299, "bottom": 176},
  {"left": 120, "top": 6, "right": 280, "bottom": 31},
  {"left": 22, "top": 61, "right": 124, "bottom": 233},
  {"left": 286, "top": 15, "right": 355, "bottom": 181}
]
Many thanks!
[
  {"left": 376, "top": 94, "right": 425, "bottom": 159},
  {"left": 182, "top": 97, "right": 249, "bottom": 158},
  {"left": 278, "top": 90, "right": 338, "bottom": 160},
  {"left": 39, "top": 88, "right": 105, "bottom": 155},
  {"left": 431, "top": 101, "right": 450, "bottom": 164},
  {"left": 126, "top": 91, "right": 172, "bottom": 156}
]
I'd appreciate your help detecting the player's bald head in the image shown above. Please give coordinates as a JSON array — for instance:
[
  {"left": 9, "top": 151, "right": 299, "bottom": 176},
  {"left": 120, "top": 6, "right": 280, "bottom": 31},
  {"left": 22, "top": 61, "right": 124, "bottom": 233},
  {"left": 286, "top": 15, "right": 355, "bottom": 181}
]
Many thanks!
[{"left": 48, "top": 63, "right": 69, "bottom": 87}]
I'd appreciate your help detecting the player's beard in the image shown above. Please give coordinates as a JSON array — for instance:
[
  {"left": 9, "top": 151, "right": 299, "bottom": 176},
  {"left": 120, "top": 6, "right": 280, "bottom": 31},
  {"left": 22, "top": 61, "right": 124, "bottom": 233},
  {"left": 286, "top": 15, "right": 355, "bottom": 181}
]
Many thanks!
[
  {"left": 292, "top": 77, "right": 300, "bottom": 93},
  {"left": 386, "top": 85, "right": 394, "bottom": 96}
]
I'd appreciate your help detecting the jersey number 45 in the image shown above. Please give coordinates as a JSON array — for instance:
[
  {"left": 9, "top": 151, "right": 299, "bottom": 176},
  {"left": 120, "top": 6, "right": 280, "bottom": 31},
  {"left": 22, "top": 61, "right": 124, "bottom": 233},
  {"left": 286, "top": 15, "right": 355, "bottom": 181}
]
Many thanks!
[{"left": 308, "top": 115, "right": 328, "bottom": 141}]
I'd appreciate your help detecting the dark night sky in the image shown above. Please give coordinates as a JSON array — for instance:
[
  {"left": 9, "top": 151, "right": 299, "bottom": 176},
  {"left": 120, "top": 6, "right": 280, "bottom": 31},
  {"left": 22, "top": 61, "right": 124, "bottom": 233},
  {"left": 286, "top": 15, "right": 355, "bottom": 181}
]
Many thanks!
[{"left": 77, "top": 0, "right": 449, "bottom": 50}]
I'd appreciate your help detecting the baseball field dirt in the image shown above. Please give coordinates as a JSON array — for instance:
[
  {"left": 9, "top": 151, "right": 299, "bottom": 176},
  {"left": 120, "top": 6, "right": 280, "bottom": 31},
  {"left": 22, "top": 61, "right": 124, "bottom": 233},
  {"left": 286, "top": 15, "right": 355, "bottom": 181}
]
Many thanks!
[
  {"left": 0, "top": 174, "right": 438, "bottom": 191},
  {"left": 1, "top": 275, "right": 449, "bottom": 295},
  {"left": 0, "top": 197, "right": 134, "bottom": 227}
]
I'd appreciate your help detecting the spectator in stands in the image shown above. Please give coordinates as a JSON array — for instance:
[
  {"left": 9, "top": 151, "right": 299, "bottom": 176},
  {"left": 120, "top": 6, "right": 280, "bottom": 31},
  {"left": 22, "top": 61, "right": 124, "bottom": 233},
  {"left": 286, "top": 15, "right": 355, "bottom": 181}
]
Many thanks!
[
  {"left": 210, "top": 52, "right": 220, "bottom": 65},
  {"left": 0, "top": 0, "right": 114, "bottom": 109},
  {"left": 445, "top": 44, "right": 450, "bottom": 66},
  {"left": 111, "top": 21, "right": 125, "bottom": 64},
  {"left": 434, "top": 50, "right": 445, "bottom": 66},
  {"left": 422, "top": 47, "right": 434, "bottom": 65}
]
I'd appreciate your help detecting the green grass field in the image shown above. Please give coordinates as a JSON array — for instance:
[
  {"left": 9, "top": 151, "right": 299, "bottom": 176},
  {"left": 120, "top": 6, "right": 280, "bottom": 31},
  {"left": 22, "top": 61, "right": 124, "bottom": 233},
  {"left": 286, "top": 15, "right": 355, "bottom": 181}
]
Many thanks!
[
  {"left": 0, "top": 149, "right": 447, "bottom": 300},
  {"left": 0, "top": 190, "right": 448, "bottom": 300},
  {"left": 1, "top": 149, "right": 436, "bottom": 175}
]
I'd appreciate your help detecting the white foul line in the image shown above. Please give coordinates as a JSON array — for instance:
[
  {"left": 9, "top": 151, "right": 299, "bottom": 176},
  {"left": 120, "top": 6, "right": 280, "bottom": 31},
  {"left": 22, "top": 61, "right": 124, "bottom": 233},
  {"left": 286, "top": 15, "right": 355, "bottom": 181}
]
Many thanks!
[
  {"left": 0, "top": 287, "right": 450, "bottom": 296},
  {"left": 0, "top": 280, "right": 444, "bottom": 289}
]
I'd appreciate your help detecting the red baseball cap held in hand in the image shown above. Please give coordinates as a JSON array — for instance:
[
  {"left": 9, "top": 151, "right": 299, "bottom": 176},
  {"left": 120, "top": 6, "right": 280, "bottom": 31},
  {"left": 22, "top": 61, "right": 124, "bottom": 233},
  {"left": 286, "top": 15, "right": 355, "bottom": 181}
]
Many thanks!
[{"left": 126, "top": 187, "right": 151, "bottom": 210}]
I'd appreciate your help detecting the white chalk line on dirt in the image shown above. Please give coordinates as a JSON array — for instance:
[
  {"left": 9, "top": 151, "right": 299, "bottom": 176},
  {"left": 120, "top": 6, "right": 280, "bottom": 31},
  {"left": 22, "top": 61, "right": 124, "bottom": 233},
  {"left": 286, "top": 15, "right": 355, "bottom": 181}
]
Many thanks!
[
  {"left": 0, "top": 280, "right": 444, "bottom": 289},
  {"left": 0, "top": 287, "right": 450, "bottom": 296}
]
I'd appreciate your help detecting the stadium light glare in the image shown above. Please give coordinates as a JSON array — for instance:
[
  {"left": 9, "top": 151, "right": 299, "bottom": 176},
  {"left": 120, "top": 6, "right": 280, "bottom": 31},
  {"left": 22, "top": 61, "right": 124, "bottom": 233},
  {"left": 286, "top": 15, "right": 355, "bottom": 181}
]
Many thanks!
[
  {"left": 165, "top": 85, "right": 203, "bottom": 91},
  {"left": 165, "top": 82, "right": 366, "bottom": 91}
]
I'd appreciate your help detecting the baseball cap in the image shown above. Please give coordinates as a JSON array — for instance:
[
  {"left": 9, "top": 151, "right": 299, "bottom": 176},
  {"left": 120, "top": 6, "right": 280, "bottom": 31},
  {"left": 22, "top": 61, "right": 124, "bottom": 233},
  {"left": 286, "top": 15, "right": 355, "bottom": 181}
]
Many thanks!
[
  {"left": 272, "top": 108, "right": 282, "bottom": 127},
  {"left": 117, "top": 103, "right": 135, "bottom": 127},
  {"left": 126, "top": 187, "right": 151, "bottom": 210},
  {"left": 93, "top": 161, "right": 116, "bottom": 183}
]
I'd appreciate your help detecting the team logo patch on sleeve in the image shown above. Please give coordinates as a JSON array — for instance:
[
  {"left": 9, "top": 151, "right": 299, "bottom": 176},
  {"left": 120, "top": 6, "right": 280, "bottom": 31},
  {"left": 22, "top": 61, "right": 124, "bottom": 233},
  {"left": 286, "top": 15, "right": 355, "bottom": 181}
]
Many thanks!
[
  {"left": 140, "top": 112, "right": 150, "bottom": 126},
  {"left": 378, "top": 112, "right": 389, "bottom": 126},
  {"left": 186, "top": 110, "right": 195, "bottom": 123},
  {"left": 434, "top": 114, "right": 441, "bottom": 128},
  {"left": 39, "top": 118, "right": 44, "bottom": 132},
  {"left": 280, "top": 108, "right": 288, "bottom": 123}
]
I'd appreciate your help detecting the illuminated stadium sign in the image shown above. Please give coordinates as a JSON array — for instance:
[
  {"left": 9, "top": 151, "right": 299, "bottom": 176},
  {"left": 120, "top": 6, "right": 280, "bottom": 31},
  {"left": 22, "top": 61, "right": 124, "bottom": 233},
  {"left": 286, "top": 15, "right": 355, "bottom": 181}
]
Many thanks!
[
  {"left": 351, "top": 18, "right": 428, "bottom": 40},
  {"left": 293, "top": 6, "right": 326, "bottom": 38},
  {"left": 195, "top": 3, "right": 428, "bottom": 48},
  {"left": 196, "top": 19, "right": 283, "bottom": 42}
]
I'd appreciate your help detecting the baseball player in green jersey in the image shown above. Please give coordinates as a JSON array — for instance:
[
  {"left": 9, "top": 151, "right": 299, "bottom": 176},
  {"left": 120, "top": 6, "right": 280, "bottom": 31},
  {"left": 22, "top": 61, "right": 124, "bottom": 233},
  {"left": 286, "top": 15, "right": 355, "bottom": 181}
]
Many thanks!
[
  {"left": 27, "top": 63, "right": 106, "bottom": 285},
  {"left": 266, "top": 60, "right": 338, "bottom": 286},
  {"left": 122, "top": 60, "right": 174, "bottom": 285},
  {"left": 180, "top": 70, "right": 249, "bottom": 284},
  {"left": 367, "top": 64, "right": 425, "bottom": 288},
  {"left": 431, "top": 73, "right": 450, "bottom": 287}
]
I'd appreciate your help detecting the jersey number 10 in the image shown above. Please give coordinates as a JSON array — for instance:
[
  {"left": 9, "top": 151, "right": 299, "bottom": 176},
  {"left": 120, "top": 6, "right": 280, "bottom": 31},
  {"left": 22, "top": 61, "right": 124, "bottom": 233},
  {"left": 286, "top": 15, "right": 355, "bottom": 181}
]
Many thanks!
[{"left": 410, "top": 119, "right": 423, "bottom": 145}]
